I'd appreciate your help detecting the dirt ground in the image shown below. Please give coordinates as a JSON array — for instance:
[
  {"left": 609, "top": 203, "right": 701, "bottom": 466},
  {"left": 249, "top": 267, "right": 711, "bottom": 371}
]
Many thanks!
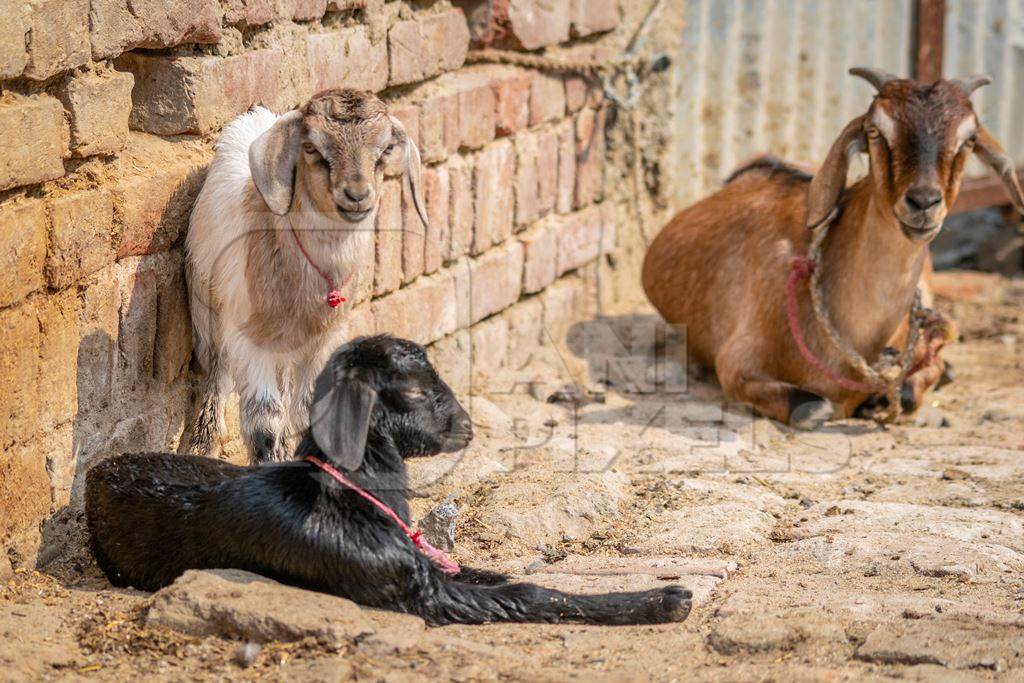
[{"left": 1, "top": 269, "right": 1022, "bottom": 682}]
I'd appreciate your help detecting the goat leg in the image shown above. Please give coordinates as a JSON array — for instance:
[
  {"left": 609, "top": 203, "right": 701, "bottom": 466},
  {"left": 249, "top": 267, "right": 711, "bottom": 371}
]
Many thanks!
[
  {"left": 241, "top": 395, "right": 288, "bottom": 463},
  {"left": 400, "top": 562, "right": 691, "bottom": 625},
  {"left": 451, "top": 566, "right": 510, "bottom": 585},
  {"left": 716, "top": 346, "right": 832, "bottom": 429}
]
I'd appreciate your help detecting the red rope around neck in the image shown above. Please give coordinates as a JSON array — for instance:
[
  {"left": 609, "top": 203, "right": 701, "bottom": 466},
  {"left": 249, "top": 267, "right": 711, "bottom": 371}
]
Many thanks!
[
  {"left": 305, "top": 455, "right": 461, "bottom": 575},
  {"left": 289, "top": 226, "right": 348, "bottom": 308},
  {"left": 786, "top": 256, "right": 887, "bottom": 393}
]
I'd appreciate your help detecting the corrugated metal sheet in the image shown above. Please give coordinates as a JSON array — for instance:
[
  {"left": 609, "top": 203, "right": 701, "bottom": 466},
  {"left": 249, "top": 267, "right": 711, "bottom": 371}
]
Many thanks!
[
  {"left": 943, "top": 0, "right": 1024, "bottom": 174},
  {"left": 674, "top": 0, "right": 915, "bottom": 206}
]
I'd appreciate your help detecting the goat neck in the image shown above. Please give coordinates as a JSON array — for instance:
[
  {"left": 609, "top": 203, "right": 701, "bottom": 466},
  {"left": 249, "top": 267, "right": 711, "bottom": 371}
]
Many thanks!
[{"left": 817, "top": 180, "right": 929, "bottom": 359}]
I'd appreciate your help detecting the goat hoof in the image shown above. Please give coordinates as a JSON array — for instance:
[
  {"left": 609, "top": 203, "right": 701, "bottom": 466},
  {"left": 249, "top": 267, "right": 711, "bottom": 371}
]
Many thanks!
[
  {"left": 900, "top": 382, "right": 917, "bottom": 414},
  {"left": 252, "top": 430, "right": 283, "bottom": 463},
  {"left": 657, "top": 586, "right": 693, "bottom": 623},
  {"left": 788, "top": 390, "right": 833, "bottom": 430}
]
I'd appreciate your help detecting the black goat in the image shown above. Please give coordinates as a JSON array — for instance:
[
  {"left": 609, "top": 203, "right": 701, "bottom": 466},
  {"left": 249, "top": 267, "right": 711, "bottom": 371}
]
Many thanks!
[{"left": 86, "top": 335, "right": 692, "bottom": 626}]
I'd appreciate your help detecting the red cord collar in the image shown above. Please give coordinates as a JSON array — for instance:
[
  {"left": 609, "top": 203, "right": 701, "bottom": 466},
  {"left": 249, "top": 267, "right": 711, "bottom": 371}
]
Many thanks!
[
  {"left": 289, "top": 226, "right": 349, "bottom": 308},
  {"left": 305, "top": 455, "right": 460, "bottom": 575}
]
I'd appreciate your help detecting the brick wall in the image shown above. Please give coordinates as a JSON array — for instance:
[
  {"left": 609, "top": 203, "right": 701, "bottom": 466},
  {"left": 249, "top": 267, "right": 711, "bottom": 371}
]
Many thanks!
[{"left": 0, "top": 0, "right": 658, "bottom": 567}]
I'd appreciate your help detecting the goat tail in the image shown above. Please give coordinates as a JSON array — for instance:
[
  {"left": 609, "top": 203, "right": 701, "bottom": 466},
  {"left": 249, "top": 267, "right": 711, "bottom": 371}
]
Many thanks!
[{"left": 408, "top": 567, "right": 692, "bottom": 626}]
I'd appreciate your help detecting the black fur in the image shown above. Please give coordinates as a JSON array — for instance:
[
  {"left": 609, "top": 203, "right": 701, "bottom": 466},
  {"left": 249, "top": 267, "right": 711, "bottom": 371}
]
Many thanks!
[{"left": 86, "top": 335, "right": 691, "bottom": 626}]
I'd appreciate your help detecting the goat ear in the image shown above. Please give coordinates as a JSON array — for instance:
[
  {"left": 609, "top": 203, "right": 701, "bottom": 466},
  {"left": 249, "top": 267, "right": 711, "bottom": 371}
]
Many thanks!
[
  {"left": 972, "top": 125, "right": 1024, "bottom": 215},
  {"left": 309, "top": 373, "right": 377, "bottom": 471},
  {"left": 389, "top": 115, "right": 429, "bottom": 230},
  {"left": 249, "top": 110, "right": 304, "bottom": 216},
  {"left": 807, "top": 115, "right": 868, "bottom": 229}
]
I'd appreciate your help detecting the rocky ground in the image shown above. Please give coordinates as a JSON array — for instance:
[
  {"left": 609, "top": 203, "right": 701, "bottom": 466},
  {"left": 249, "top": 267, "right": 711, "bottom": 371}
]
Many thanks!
[{"left": 1, "top": 269, "right": 1022, "bottom": 682}]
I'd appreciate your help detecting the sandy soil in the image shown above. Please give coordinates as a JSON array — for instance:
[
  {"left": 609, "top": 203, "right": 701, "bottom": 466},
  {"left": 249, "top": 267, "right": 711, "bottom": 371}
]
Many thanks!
[{"left": 2, "top": 270, "right": 1022, "bottom": 682}]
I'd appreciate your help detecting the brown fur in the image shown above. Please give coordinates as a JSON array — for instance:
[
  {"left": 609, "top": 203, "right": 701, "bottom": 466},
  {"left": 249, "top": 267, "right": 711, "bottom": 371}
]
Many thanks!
[{"left": 643, "top": 72, "right": 1022, "bottom": 425}]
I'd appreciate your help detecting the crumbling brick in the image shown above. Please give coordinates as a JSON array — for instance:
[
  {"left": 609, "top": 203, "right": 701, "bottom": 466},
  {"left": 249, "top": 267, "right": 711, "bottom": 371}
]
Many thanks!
[{"left": 0, "top": 96, "right": 67, "bottom": 192}]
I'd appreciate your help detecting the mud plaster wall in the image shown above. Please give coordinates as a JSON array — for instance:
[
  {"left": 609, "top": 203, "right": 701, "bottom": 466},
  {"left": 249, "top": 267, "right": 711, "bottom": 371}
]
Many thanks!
[{"left": 0, "top": 0, "right": 689, "bottom": 569}]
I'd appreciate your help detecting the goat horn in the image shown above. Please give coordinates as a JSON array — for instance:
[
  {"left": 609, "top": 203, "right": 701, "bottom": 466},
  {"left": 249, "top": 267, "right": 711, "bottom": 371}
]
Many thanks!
[
  {"left": 950, "top": 74, "right": 992, "bottom": 96},
  {"left": 849, "top": 67, "right": 899, "bottom": 92}
]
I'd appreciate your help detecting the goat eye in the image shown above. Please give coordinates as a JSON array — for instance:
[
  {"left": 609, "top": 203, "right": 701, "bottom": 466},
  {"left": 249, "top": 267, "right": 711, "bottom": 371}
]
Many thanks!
[
  {"left": 963, "top": 135, "right": 977, "bottom": 149},
  {"left": 865, "top": 125, "right": 881, "bottom": 139},
  {"left": 303, "top": 143, "right": 318, "bottom": 154},
  {"left": 403, "top": 387, "right": 426, "bottom": 401}
]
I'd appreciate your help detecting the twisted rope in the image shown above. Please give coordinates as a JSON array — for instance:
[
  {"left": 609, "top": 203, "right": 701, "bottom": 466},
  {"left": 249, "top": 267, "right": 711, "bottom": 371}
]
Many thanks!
[{"left": 794, "top": 216, "right": 930, "bottom": 423}]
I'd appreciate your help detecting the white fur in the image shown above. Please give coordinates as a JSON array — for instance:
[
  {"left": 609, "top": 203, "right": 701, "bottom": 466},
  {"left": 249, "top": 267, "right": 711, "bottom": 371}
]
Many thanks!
[{"left": 187, "top": 107, "right": 374, "bottom": 456}]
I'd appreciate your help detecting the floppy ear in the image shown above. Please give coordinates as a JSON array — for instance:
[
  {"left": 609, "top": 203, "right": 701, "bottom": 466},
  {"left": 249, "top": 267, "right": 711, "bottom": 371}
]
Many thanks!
[
  {"left": 389, "top": 115, "right": 429, "bottom": 230},
  {"left": 309, "top": 372, "right": 377, "bottom": 471},
  {"left": 249, "top": 110, "right": 304, "bottom": 216},
  {"left": 973, "top": 125, "right": 1024, "bottom": 215},
  {"left": 807, "top": 115, "right": 868, "bottom": 228}
]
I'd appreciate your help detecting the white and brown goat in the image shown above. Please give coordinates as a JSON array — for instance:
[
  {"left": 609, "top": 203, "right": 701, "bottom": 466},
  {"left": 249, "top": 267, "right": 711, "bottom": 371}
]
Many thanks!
[
  {"left": 186, "top": 89, "right": 427, "bottom": 461},
  {"left": 643, "top": 68, "right": 1024, "bottom": 429}
]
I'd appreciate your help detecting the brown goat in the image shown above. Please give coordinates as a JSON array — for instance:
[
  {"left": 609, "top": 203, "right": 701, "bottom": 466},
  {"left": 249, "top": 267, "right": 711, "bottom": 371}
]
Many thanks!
[{"left": 643, "top": 68, "right": 1024, "bottom": 429}]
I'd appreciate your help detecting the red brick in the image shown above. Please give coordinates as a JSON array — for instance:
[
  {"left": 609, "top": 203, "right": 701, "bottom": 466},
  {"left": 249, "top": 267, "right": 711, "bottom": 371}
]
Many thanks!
[
  {"left": 388, "top": 9, "right": 470, "bottom": 86},
  {"left": 374, "top": 178, "right": 403, "bottom": 296},
  {"left": 372, "top": 272, "right": 456, "bottom": 345},
  {"left": 520, "top": 221, "right": 557, "bottom": 294},
  {"left": 385, "top": 104, "right": 420, "bottom": 177},
  {"left": 90, "top": 0, "right": 222, "bottom": 60},
  {"left": 46, "top": 189, "right": 115, "bottom": 289},
  {"left": 419, "top": 93, "right": 460, "bottom": 163},
  {"left": 565, "top": 74, "right": 602, "bottom": 113},
  {"left": 0, "top": 95, "right": 67, "bottom": 192},
  {"left": 221, "top": 0, "right": 275, "bottom": 27},
  {"left": 22, "top": 0, "right": 90, "bottom": 80},
  {"left": 529, "top": 72, "right": 566, "bottom": 127},
  {"left": 458, "top": 82, "right": 497, "bottom": 150},
  {"left": 59, "top": 68, "right": 134, "bottom": 158},
  {"left": 448, "top": 156, "right": 474, "bottom": 261},
  {"left": 0, "top": 3, "right": 29, "bottom": 79},
  {"left": 470, "top": 315, "right": 509, "bottom": 380},
  {"left": 541, "top": 276, "right": 586, "bottom": 345},
  {"left": 114, "top": 145, "right": 208, "bottom": 258},
  {"left": 290, "top": 0, "right": 328, "bottom": 21},
  {"left": 492, "top": 73, "right": 531, "bottom": 136},
  {"left": 0, "top": 201, "right": 47, "bottom": 308},
  {"left": 118, "top": 50, "right": 289, "bottom": 136},
  {"left": 574, "top": 108, "right": 606, "bottom": 209},
  {"left": 154, "top": 259, "right": 193, "bottom": 383},
  {"left": 464, "top": 240, "right": 524, "bottom": 324},
  {"left": 423, "top": 165, "right": 450, "bottom": 274},
  {"left": 38, "top": 291, "right": 81, "bottom": 429},
  {"left": 0, "top": 440, "right": 51, "bottom": 540},
  {"left": 570, "top": 0, "right": 620, "bottom": 37},
  {"left": 506, "top": 0, "right": 571, "bottom": 50},
  {"left": 77, "top": 270, "right": 118, "bottom": 414},
  {"left": 307, "top": 27, "right": 388, "bottom": 94},
  {"left": 472, "top": 140, "right": 515, "bottom": 254},
  {"left": 113, "top": 257, "right": 160, "bottom": 394},
  {"left": 0, "top": 304, "right": 40, "bottom": 451},
  {"left": 513, "top": 133, "right": 540, "bottom": 228},
  {"left": 555, "top": 119, "right": 576, "bottom": 214},
  {"left": 505, "top": 296, "right": 543, "bottom": 368},
  {"left": 536, "top": 127, "right": 559, "bottom": 215},
  {"left": 401, "top": 180, "right": 425, "bottom": 284},
  {"left": 557, "top": 205, "right": 606, "bottom": 275}
]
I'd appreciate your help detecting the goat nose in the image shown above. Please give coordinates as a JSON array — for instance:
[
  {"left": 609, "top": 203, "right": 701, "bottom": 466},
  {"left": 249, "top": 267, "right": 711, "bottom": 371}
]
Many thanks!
[
  {"left": 904, "top": 187, "right": 942, "bottom": 212},
  {"left": 344, "top": 187, "right": 369, "bottom": 203},
  {"left": 452, "top": 413, "right": 473, "bottom": 436}
]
